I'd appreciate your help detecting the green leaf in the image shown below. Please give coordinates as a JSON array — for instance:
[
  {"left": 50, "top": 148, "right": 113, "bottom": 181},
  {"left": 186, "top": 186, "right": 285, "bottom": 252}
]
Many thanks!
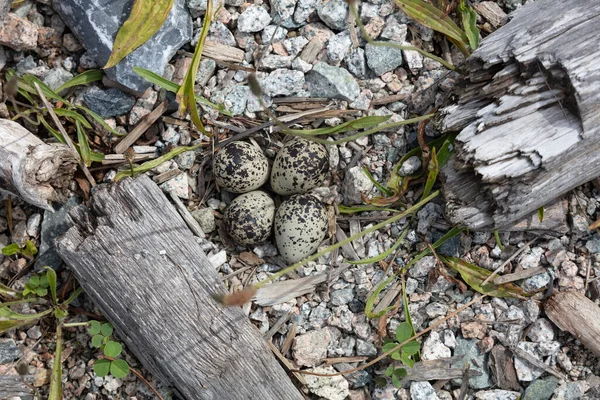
[
  {"left": 105, "top": 0, "right": 175, "bottom": 69},
  {"left": 365, "top": 275, "right": 396, "bottom": 319},
  {"left": 0, "top": 319, "right": 34, "bottom": 334},
  {"left": 75, "top": 121, "right": 92, "bottom": 166},
  {"left": 22, "top": 240, "right": 38, "bottom": 258},
  {"left": 91, "top": 334, "right": 104, "bottom": 348},
  {"left": 110, "top": 359, "right": 130, "bottom": 378},
  {"left": 53, "top": 108, "right": 92, "bottom": 129},
  {"left": 395, "top": 322, "right": 413, "bottom": 343},
  {"left": 54, "top": 308, "right": 68, "bottom": 319},
  {"left": 374, "top": 376, "right": 388, "bottom": 388},
  {"left": 40, "top": 115, "right": 66, "bottom": 143},
  {"left": 442, "top": 256, "right": 529, "bottom": 298},
  {"left": 35, "top": 288, "right": 48, "bottom": 297},
  {"left": 393, "top": 368, "right": 407, "bottom": 378},
  {"left": 22, "top": 74, "right": 69, "bottom": 104},
  {"left": 48, "top": 325, "right": 63, "bottom": 400},
  {"left": 29, "top": 276, "right": 40, "bottom": 288},
  {"left": 39, "top": 274, "right": 49, "bottom": 288},
  {"left": 348, "top": 228, "right": 407, "bottom": 265},
  {"left": 401, "top": 352, "right": 415, "bottom": 368},
  {"left": 458, "top": 0, "right": 480, "bottom": 50},
  {"left": 362, "top": 166, "right": 393, "bottom": 196},
  {"left": 393, "top": 0, "right": 470, "bottom": 55},
  {"left": 22, "top": 288, "right": 31, "bottom": 297},
  {"left": 2, "top": 243, "right": 21, "bottom": 256},
  {"left": 337, "top": 204, "right": 399, "bottom": 214},
  {"left": 0, "top": 282, "right": 20, "bottom": 298},
  {"left": 132, "top": 67, "right": 233, "bottom": 116},
  {"left": 93, "top": 359, "right": 111, "bottom": 377},
  {"left": 55, "top": 70, "right": 104, "bottom": 93},
  {"left": 103, "top": 341, "right": 123, "bottom": 358},
  {"left": 391, "top": 350, "right": 402, "bottom": 360},
  {"left": 391, "top": 371, "right": 403, "bottom": 388},
  {"left": 402, "top": 340, "right": 420, "bottom": 356},
  {"left": 176, "top": 0, "right": 211, "bottom": 132},
  {"left": 382, "top": 342, "right": 397, "bottom": 353},
  {"left": 100, "top": 323, "right": 114, "bottom": 337},
  {"left": 44, "top": 267, "right": 58, "bottom": 305},
  {"left": 385, "top": 365, "right": 395, "bottom": 376},
  {"left": 89, "top": 320, "right": 102, "bottom": 335},
  {"left": 283, "top": 115, "right": 392, "bottom": 136},
  {"left": 75, "top": 106, "right": 127, "bottom": 137},
  {"left": 537, "top": 206, "right": 544, "bottom": 222},
  {"left": 62, "top": 288, "right": 83, "bottom": 307}
]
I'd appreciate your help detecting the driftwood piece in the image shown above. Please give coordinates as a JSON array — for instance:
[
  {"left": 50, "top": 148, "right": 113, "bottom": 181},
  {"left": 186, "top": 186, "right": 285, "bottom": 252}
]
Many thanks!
[
  {"left": 0, "top": 119, "right": 77, "bottom": 211},
  {"left": 402, "top": 356, "right": 482, "bottom": 382},
  {"left": 0, "top": 375, "right": 34, "bottom": 398},
  {"left": 439, "top": 0, "right": 600, "bottom": 230},
  {"left": 545, "top": 291, "right": 600, "bottom": 357},
  {"left": 55, "top": 176, "right": 302, "bottom": 400}
]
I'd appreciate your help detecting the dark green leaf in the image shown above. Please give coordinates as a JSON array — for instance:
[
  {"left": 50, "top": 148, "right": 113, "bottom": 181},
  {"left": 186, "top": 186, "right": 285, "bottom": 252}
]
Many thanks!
[
  {"left": 100, "top": 323, "right": 113, "bottom": 337},
  {"left": 364, "top": 275, "right": 396, "bottom": 319},
  {"left": 91, "top": 334, "right": 104, "bottom": 348},
  {"left": 393, "top": 368, "right": 407, "bottom": 378},
  {"left": 458, "top": 0, "right": 480, "bottom": 50},
  {"left": 55, "top": 70, "right": 104, "bottom": 93},
  {"left": 75, "top": 106, "right": 127, "bottom": 137},
  {"left": 0, "top": 319, "right": 32, "bottom": 334},
  {"left": 391, "top": 372, "right": 403, "bottom": 388},
  {"left": 39, "top": 274, "right": 49, "bottom": 288},
  {"left": 395, "top": 322, "right": 412, "bottom": 342},
  {"left": 22, "top": 74, "right": 69, "bottom": 104},
  {"left": 53, "top": 108, "right": 92, "bottom": 129},
  {"left": 54, "top": 308, "right": 68, "bottom": 319},
  {"left": 93, "top": 359, "right": 111, "bottom": 377},
  {"left": 88, "top": 320, "right": 102, "bottom": 335},
  {"left": 385, "top": 365, "right": 395, "bottom": 376},
  {"left": 44, "top": 267, "right": 58, "bottom": 305},
  {"left": 76, "top": 121, "right": 92, "bottom": 166},
  {"left": 29, "top": 276, "right": 40, "bottom": 288},
  {"left": 35, "top": 288, "right": 48, "bottom": 297},
  {"left": 110, "top": 359, "right": 130, "bottom": 378},
  {"left": 538, "top": 206, "right": 544, "bottom": 222},
  {"left": 348, "top": 229, "right": 406, "bottom": 265},
  {"left": 2, "top": 243, "right": 21, "bottom": 256},
  {"left": 401, "top": 352, "right": 415, "bottom": 368},
  {"left": 374, "top": 376, "right": 388, "bottom": 388},
  {"left": 103, "top": 341, "right": 122, "bottom": 358}
]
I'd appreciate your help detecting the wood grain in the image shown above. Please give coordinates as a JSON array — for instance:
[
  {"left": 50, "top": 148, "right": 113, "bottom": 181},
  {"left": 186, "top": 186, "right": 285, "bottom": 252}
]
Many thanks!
[{"left": 55, "top": 175, "right": 302, "bottom": 400}]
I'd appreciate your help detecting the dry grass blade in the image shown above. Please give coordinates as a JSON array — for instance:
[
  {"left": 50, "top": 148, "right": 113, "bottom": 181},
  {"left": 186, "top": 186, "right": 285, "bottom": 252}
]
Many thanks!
[{"left": 104, "top": 0, "right": 175, "bottom": 69}]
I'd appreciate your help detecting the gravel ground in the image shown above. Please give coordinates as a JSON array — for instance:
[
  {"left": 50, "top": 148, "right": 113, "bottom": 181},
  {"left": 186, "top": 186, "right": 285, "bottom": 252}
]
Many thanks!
[{"left": 1, "top": 0, "right": 600, "bottom": 399}]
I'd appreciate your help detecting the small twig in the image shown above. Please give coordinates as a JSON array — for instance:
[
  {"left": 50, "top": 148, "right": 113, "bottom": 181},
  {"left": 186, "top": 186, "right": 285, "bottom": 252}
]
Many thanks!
[
  {"left": 99, "top": 356, "right": 164, "bottom": 400},
  {"left": 481, "top": 238, "right": 537, "bottom": 286},
  {"left": 263, "top": 311, "right": 294, "bottom": 340},
  {"left": 293, "top": 294, "right": 487, "bottom": 377},
  {"left": 34, "top": 82, "right": 97, "bottom": 187}
]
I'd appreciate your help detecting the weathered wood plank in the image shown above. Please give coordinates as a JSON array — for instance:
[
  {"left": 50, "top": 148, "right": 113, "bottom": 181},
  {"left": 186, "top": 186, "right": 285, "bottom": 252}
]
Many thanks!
[
  {"left": 55, "top": 175, "right": 302, "bottom": 400},
  {"left": 0, "top": 119, "right": 77, "bottom": 211},
  {"left": 439, "top": 0, "right": 600, "bottom": 230}
]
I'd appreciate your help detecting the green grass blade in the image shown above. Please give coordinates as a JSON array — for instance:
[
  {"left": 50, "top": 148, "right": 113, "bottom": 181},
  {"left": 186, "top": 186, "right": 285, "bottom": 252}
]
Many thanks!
[
  {"left": 0, "top": 319, "right": 33, "bottom": 334},
  {"left": 176, "top": 0, "right": 211, "bottom": 132},
  {"left": 365, "top": 275, "right": 396, "bottom": 318},
  {"left": 40, "top": 115, "right": 66, "bottom": 143},
  {"left": 44, "top": 266, "right": 58, "bottom": 305},
  {"left": 0, "top": 282, "right": 20, "bottom": 298},
  {"left": 56, "top": 70, "right": 104, "bottom": 93},
  {"left": 337, "top": 204, "right": 400, "bottom": 214},
  {"left": 53, "top": 108, "right": 92, "bottom": 129},
  {"left": 104, "top": 0, "right": 175, "bottom": 69},
  {"left": 75, "top": 105, "right": 127, "bottom": 137},
  {"left": 22, "top": 74, "right": 69, "bottom": 104},
  {"left": 393, "top": 0, "right": 470, "bottom": 55},
  {"left": 114, "top": 143, "right": 203, "bottom": 181},
  {"left": 348, "top": 228, "right": 407, "bottom": 265},
  {"left": 537, "top": 206, "right": 544, "bottom": 222},
  {"left": 283, "top": 115, "right": 392, "bottom": 136},
  {"left": 49, "top": 324, "right": 63, "bottom": 400},
  {"left": 75, "top": 121, "right": 92, "bottom": 166},
  {"left": 458, "top": 0, "right": 480, "bottom": 50},
  {"left": 362, "top": 166, "right": 393, "bottom": 196},
  {"left": 0, "top": 307, "right": 52, "bottom": 320},
  {"left": 133, "top": 67, "right": 234, "bottom": 116}
]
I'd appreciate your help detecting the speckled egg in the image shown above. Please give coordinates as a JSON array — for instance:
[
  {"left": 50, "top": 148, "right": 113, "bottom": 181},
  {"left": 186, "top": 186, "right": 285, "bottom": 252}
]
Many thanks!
[
  {"left": 213, "top": 141, "right": 269, "bottom": 193},
  {"left": 270, "top": 138, "right": 329, "bottom": 195},
  {"left": 274, "top": 194, "right": 328, "bottom": 264},
  {"left": 225, "top": 191, "right": 275, "bottom": 245}
]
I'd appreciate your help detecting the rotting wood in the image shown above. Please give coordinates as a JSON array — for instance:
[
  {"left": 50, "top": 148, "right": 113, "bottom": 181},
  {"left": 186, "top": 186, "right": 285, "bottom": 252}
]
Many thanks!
[
  {"left": 545, "top": 291, "right": 600, "bottom": 357},
  {"left": 438, "top": 0, "right": 600, "bottom": 230},
  {"left": 0, "top": 119, "right": 77, "bottom": 211},
  {"left": 402, "top": 356, "right": 482, "bottom": 383},
  {"left": 0, "top": 375, "right": 34, "bottom": 398},
  {"left": 54, "top": 175, "right": 302, "bottom": 400}
]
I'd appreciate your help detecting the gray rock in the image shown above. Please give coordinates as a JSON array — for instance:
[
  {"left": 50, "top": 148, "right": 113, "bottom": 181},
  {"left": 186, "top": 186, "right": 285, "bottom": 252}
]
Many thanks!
[
  {"left": 259, "top": 69, "right": 305, "bottom": 96},
  {"left": 0, "top": 0, "right": 10, "bottom": 25},
  {"left": 421, "top": 331, "right": 451, "bottom": 360},
  {"left": 256, "top": 54, "right": 293, "bottom": 70},
  {"left": 294, "top": 0, "right": 317, "bottom": 24},
  {"left": 553, "top": 382, "right": 588, "bottom": 400},
  {"left": 474, "top": 390, "right": 520, "bottom": 400},
  {"left": 342, "top": 166, "right": 373, "bottom": 205},
  {"left": 309, "top": 304, "right": 332, "bottom": 328},
  {"left": 261, "top": 25, "right": 288, "bottom": 43},
  {"left": 356, "top": 339, "right": 377, "bottom": 357},
  {"left": 43, "top": 68, "right": 74, "bottom": 91},
  {"left": 174, "top": 150, "right": 196, "bottom": 170},
  {"left": 381, "top": 17, "right": 408, "bottom": 42},
  {"left": 333, "top": 363, "right": 370, "bottom": 388},
  {"left": 403, "top": 46, "right": 423, "bottom": 71},
  {"left": 306, "top": 62, "right": 360, "bottom": 102},
  {"left": 53, "top": 0, "right": 192, "bottom": 93},
  {"left": 408, "top": 255, "right": 436, "bottom": 278},
  {"left": 586, "top": 235, "right": 600, "bottom": 253},
  {"left": 36, "top": 197, "right": 81, "bottom": 271},
  {"left": 431, "top": 230, "right": 461, "bottom": 257},
  {"left": 271, "top": 0, "right": 296, "bottom": 23},
  {"left": 27, "top": 325, "right": 42, "bottom": 339},
  {"left": 293, "top": 328, "right": 331, "bottom": 367},
  {"left": 196, "top": 58, "right": 216, "bottom": 87},
  {"left": 283, "top": 36, "right": 308, "bottom": 56},
  {"left": 327, "top": 31, "right": 352, "bottom": 65},
  {"left": 527, "top": 318, "right": 555, "bottom": 343},
  {"left": 305, "top": 366, "right": 349, "bottom": 400},
  {"left": 331, "top": 288, "right": 354, "bottom": 306},
  {"left": 328, "top": 305, "right": 354, "bottom": 332},
  {"left": 513, "top": 342, "right": 546, "bottom": 381},
  {"left": 208, "top": 21, "right": 236, "bottom": 46},
  {"left": 425, "top": 302, "right": 448, "bottom": 318},
  {"left": 523, "top": 376, "right": 559, "bottom": 400},
  {"left": 398, "top": 155, "right": 421, "bottom": 176},
  {"left": 365, "top": 42, "right": 403, "bottom": 76},
  {"left": 12, "top": 221, "right": 28, "bottom": 247},
  {"left": 291, "top": 57, "right": 312, "bottom": 72},
  {"left": 317, "top": 0, "right": 348, "bottom": 30},
  {"left": 0, "top": 339, "right": 20, "bottom": 364},
  {"left": 238, "top": 5, "right": 272, "bottom": 32},
  {"left": 225, "top": 85, "right": 250, "bottom": 115},
  {"left": 417, "top": 203, "right": 442, "bottom": 235},
  {"left": 410, "top": 381, "right": 439, "bottom": 400},
  {"left": 159, "top": 172, "right": 189, "bottom": 199},
  {"left": 345, "top": 48, "right": 367, "bottom": 79},
  {"left": 83, "top": 87, "right": 135, "bottom": 118},
  {"left": 191, "top": 208, "right": 215, "bottom": 233},
  {"left": 521, "top": 271, "right": 551, "bottom": 292},
  {"left": 453, "top": 336, "right": 492, "bottom": 389}
]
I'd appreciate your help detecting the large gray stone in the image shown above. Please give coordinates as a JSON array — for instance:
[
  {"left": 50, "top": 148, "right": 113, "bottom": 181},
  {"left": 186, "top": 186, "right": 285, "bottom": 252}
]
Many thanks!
[
  {"left": 53, "top": 0, "right": 192, "bottom": 93},
  {"left": 452, "top": 336, "right": 493, "bottom": 389},
  {"left": 83, "top": 87, "right": 136, "bottom": 118},
  {"left": 523, "top": 376, "right": 559, "bottom": 400},
  {"left": 0, "top": 339, "right": 20, "bottom": 364},
  {"left": 306, "top": 62, "right": 359, "bottom": 102},
  {"left": 365, "top": 41, "right": 403, "bottom": 76}
]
